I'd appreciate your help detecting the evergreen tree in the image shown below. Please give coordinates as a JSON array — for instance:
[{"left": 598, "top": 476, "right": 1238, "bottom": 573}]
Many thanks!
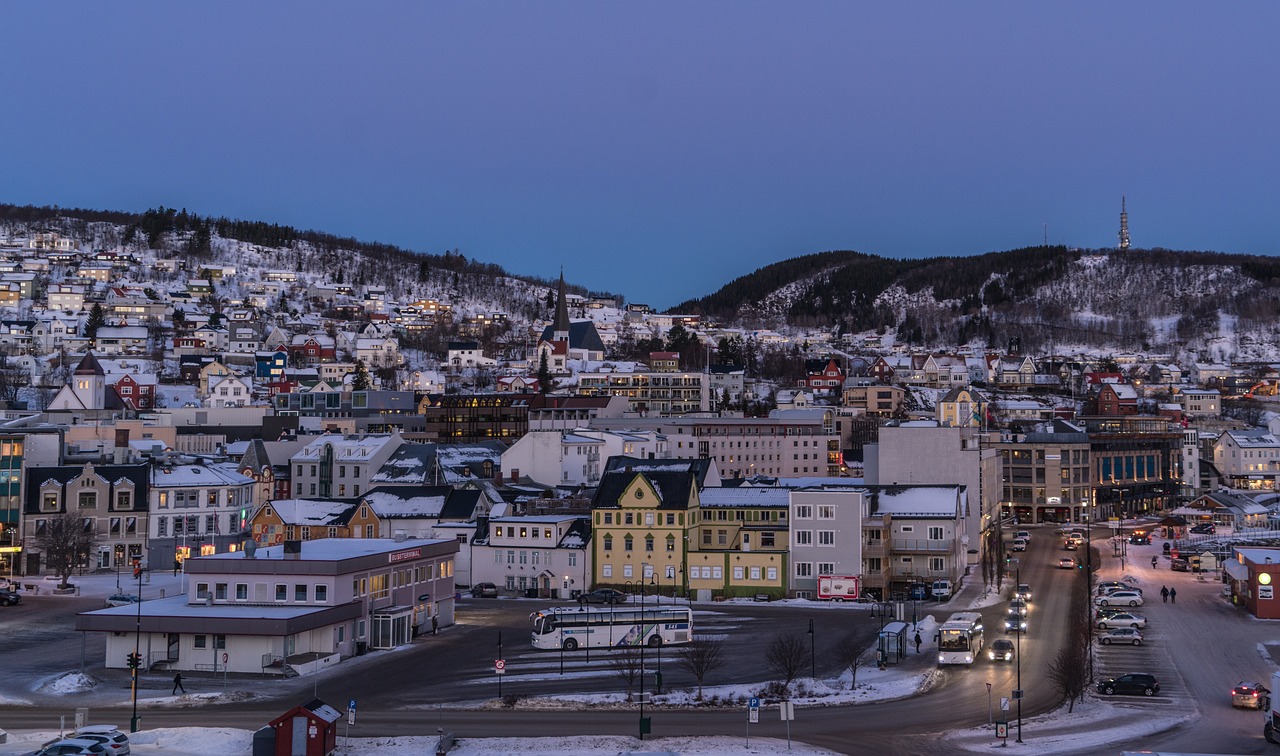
[
  {"left": 351, "top": 359, "right": 372, "bottom": 391},
  {"left": 537, "top": 350, "right": 552, "bottom": 393},
  {"left": 85, "top": 303, "right": 107, "bottom": 343}
]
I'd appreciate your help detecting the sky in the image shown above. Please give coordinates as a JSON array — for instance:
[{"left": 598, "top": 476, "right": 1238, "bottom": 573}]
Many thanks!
[{"left": 3, "top": 3, "right": 1279, "bottom": 308}]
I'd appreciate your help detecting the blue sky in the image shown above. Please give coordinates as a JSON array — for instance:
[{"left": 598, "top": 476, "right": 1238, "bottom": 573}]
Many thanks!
[{"left": 3, "top": 3, "right": 1277, "bottom": 308}]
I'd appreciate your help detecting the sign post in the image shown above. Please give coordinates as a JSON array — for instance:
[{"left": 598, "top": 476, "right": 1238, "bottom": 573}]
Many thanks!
[
  {"left": 747, "top": 696, "right": 759, "bottom": 747},
  {"left": 780, "top": 700, "right": 795, "bottom": 749},
  {"left": 346, "top": 697, "right": 356, "bottom": 745}
]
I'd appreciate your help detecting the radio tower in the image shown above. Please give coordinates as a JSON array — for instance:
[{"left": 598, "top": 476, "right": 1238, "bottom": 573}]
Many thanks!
[{"left": 1118, "top": 195, "right": 1131, "bottom": 250}]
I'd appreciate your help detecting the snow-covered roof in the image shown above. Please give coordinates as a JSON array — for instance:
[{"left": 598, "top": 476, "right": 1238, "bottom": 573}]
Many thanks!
[
  {"left": 152, "top": 462, "right": 253, "bottom": 487},
  {"left": 873, "top": 486, "right": 962, "bottom": 517},
  {"left": 699, "top": 488, "right": 791, "bottom": 508}
]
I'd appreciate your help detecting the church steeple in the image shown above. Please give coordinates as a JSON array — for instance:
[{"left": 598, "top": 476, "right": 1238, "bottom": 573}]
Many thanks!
[
  {"left": 1118, "top": 195, "right": 1131, "bottom": 250},
  {"left": 552, "top": 268, "right": 570, "bottom": 342}
]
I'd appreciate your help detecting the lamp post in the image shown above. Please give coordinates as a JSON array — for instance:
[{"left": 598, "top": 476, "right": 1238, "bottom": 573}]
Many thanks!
[
  {"left": 651, "top": 573, "right": 661, "bottom": 693},
  {"left": 638, "top": 564, "right": 649, "bottom": 740},
  {"left": 807, "top": 618, "right": 815, "bottom": 680},
  {"left": 1015, "top": 563, "right": 1023, "bottom": 743}
]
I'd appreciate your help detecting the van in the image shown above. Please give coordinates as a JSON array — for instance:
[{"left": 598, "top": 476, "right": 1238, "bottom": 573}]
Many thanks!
[
  {"left": 1012, "top": 538, "right": 1027, "bottom": 552},
  {"left": 1170, "top": 558, "right": 1190, "bottom": 572},
  {"left": 931, "top": 579, "right": 954, "bottom": 600}
]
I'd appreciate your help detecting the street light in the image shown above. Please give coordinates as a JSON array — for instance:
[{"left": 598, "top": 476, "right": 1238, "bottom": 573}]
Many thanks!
[
  {"left": 638, "top": 563, "right": 650, "bottom": 740},
  {"left": 1015, "top": 563, "right": 1023, "bottom": 743},
  {"left": 807, "top": 619, "right": 815, "bottom": 680}
]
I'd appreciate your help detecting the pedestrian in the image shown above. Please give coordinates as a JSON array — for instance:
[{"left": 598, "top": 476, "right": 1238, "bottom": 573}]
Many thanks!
[
  {"left": 173, "top": 560, "right": 180, "bottom": 577},
  {"left": 914, "top": 631, "right": 922, "bottom": 654},
  {"left": 1160, "top": 585, "right": 1169, "bottom": 603},
  {"left": 431, "top": 614, "right": 439, "bottom": 635},
  {"left": 1169, "top": 587, "right": 1177, "bottom": 604},
  {"left": 1152, "top": 556, "right": 1158, "bottom": 569},
  {"left": 172, "top": 672, "right": 185, "bottom": 695}
]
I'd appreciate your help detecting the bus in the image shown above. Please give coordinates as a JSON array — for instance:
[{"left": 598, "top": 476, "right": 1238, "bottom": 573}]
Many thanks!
[
  {"left": 531, "top": 605, "right": 694, "bottom": 651},
  {"left": 937, "top": 611, "right": 985, "bottom": 665}
]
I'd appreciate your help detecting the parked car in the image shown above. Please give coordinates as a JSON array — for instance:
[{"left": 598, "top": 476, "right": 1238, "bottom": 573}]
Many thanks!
[
  {"left": 1096, "top": 591, "right": 1144, "bottom": 607},
  {"left": 0, "top": 588, "right": 20, "bottom": 606},
  {"left": 1096, "top": 672, "right": 1160, "bottom": 696},
  {"left": 104, "top": 594, "right": 140, "bottom": 608},
  {"left": 469, "top": 582, "right": 498, "bottom": 598},
  {"left": 1190, "top": 523, "right": 1217, "bottom": 535},
  {"left": 1058, "top": 557, "right": 1077, "bottom": 569},
  {"left": 578, "top": 588, "right": 627, "bottom": 605},
  {"left": 24, "top": 738, "right": 107, "bottom": 756},
  {"left": 1098, "top": 583, "right": 1143, "bottom": 596},
  {"left": 988, "top": 638, "right": 1016, "bottom": 662},
  {"left": 1014, "top": 583, "right": 1033, "bottom": 601},
  {"left": 1097, "top": 627, "right": 1144, "bottom": 646},
  {"left": 1003, "top": 612, "right": 1028, "bottom": 633},
  {"left": 1096, "top": 612, "right": 1147, "bottom": 629},
  {"left": 1170, "top": 558, "right": 1190, "bottom": 572},
  {"left": 1232, "top": 680, "right": 1270, "bottom": 710},
  {"left": 45, "top": 728, "right": 129, "bottom": 756},
  {"left": 1096, "top": 607, "right": 1133, "bottom": 621}
]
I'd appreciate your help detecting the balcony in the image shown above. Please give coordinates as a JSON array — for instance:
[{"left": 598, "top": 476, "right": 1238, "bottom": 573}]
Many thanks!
[{"left": 890, "top": 538, "right": 954, "bottom": 553}]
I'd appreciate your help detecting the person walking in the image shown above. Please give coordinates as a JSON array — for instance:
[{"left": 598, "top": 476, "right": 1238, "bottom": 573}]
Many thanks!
[
  {"left": 1169, "top": 587, "right": 1177, "bottom": 604},
  {"left": 1152, "top": 555, "right": 1158, "bottom": 569},
  {"left": 1160, "top": 585, "right": 1170, "bottom": 603},
  {"left": 431, "top": 614, "right": 439, "bottom": 636},
  {"left": 172, "top": 672, "right": 185, "bottom": 695},
  {"left": 914, "top": 631, "right": 922, "bottom": 654}
]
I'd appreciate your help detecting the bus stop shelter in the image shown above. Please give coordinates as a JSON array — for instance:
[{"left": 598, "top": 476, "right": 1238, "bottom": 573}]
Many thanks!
[{"left": 878, "top": 621, "right": 907, "bottom": 666}]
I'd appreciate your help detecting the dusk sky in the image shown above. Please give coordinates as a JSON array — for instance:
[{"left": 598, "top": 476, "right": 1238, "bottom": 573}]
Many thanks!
[{"left": 3, "top": 3, "right": 1277, "bottom": 308}]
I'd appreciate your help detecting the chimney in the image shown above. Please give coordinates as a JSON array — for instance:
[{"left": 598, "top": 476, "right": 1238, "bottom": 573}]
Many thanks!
[
  {"left": 283, "top": 540, "right": 303, "bottom": 559},
  {"left": 244, "top": 539, "right": 258, "bottom": 559},
  {"left": 394, "top": 532, "right": 407, "bottom": 543}
]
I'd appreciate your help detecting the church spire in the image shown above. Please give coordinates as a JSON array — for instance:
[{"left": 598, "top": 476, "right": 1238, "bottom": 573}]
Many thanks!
[
  {"left": 552, "top": 267, "right": 571, "bottom": 341},
  {"left": 1118, "top": 195, "right": 1130, "bottom": 250}
]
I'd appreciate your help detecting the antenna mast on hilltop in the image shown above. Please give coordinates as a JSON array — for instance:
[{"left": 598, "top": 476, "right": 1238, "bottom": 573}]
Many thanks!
[{"left": 1118, "top": 196, "right": 1131, "bottom": 250}]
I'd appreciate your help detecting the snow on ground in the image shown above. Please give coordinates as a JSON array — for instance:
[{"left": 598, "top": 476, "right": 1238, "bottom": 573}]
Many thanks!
[{"left": 35, "top": 672, "right": 98, "bottom": 696}]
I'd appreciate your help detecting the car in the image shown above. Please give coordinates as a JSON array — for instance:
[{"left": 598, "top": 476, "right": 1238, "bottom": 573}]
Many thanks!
[
  {"left": 1096, "top": 612, "right": 1147, "bottom": 629},
  {"left": 1063, "top": 539, "right": 1078, "bottom": 551},
  {"left": 1190, "top": 523, "right": 1216, "bottom": 535},
  {"left": 0, "top": 588, "right": 20, "bottom": 606},
  {"left": 1096, "top": 590, "right": 1144, "bottom": 607},
  {"left": 469, "top": 582, "right": 498, "bottom": 598},
  {"left": 24, "top": 738, "right": 107, "bottom": 756},
  {"left": 1097, "top": 627, "right": 1143, "bottom": 645},
  {"left": 1008, "top": 598, "right": 1029, "bottom": 616},
  {"left": 578, "top": 588, "right": 627, "bottom": 605},
  {"left": 1003, "top": 612, "right": 1028, "bottom": 633},
  {"left": 1232, "top": 681, "right": 1271, "bottom": 710},
  {"left": 1095, "top": 606, "right": 1133, "bottom": 620},
  {"left": 46, "top": 728, "right": 129, "bottom": 756},
  {"left": 1011, "top": 538, "right": 1027, "bottom": 552},
  {"left": 1015, "top": 530, "right": 1031, "bottom": 542},
  {"left": 104, "top": 594, "right": 140, "bottom": 608},
  {"left": 1129, "top": 532, "right": 1151, "bottom": 545},
  {"left": 988, "top": 638, "right": 1016, "bottom": 662},
  {"left": 1014, "top": 583, "right": 1033, "bottom": 601},
  {"left": 1170, "top": 558, "right": 1190, "bottom": 572},
  {"left": 1096, "top": 672, "right": 1160, "bottom": 697},
  {"left": 1097, "top": 580, "right": 1141, "bottom": 595},
  {"left": 1058, "top": 557, "right": 1077, "bottom": 569}
]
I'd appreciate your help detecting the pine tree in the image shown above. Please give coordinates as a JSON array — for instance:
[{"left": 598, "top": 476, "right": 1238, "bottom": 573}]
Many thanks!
[
  {"left": 351, "top": 360, "right": 372, "bottom": 391},
  {"left": 537, "top": 350, "right": 552, "bottom": 394},
  {"left": 85, "top": 303, "right": 106, "bottom": 344}
]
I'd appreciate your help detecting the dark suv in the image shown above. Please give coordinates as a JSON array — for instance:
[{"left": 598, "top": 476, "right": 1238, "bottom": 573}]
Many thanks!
[
  {"left": 578, "top": 588, "right": 626, "bottom": 605},
  {"left": 0, "top": 588, "right": 20, "bottom": 606},
  {"left": 469, "top": 582, "right": 498, "bottom": 598},
  {"left": 1096, "top": 673, "right": 1160, "bottom": 697},
  {"left": 1190, "top": 523, "right": 1216, "bottom": 535}
]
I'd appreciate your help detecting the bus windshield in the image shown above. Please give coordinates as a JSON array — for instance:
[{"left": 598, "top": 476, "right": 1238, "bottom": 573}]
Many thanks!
[{"left": 939, "top": 629, "right": 970, "bottom": 651}]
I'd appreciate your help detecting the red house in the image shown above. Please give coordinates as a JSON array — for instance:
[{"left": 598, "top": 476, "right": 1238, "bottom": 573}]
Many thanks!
[
  {"left": 267, "top": 698, "right": 340, "bottom": 756},
  {"left": 801, "top": 358, "right": 845, "bottom": 398},
  {"left": 1095, "top": 383, "right": 1138, "bottom": 416},
  {"left": 108, "top": 374, "right": 155, "bottom": 410}
]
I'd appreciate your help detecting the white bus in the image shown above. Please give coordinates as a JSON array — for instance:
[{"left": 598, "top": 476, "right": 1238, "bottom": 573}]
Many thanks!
[
  {"left": 531, "top": 605, "right": 694, "bottom": 651},
  {"left": 937, "top": 611, "right": 985, "bottom": 665}
]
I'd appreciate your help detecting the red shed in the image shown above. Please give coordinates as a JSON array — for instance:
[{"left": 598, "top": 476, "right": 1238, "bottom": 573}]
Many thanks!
[{"left": 268, "top": 698, "right": 341, "bottom": 756}]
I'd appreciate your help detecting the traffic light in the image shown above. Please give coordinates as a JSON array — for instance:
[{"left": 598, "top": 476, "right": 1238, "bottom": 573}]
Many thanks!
[{"left": 126, "top": 652, "right": 141, "bottom": 668}]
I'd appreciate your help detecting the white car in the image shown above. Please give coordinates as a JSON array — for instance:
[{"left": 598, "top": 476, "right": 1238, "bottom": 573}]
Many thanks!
[
  {"left": 1097, "top": 627, "right": 1143, "bottom": 645},
  {"left": 1095, "top": 612, "right": 1147, "bottom": 629},
  {"left": 1095, "top": 590, "right": 1144, "bottom": 607},
  {"left": 1015, "top": 530, "right": 1031, "bottom": 542}
]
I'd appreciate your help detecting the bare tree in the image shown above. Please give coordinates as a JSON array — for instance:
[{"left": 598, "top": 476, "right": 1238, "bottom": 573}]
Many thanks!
[
  {"left": 674, "top": 636, "right": 727, "bottom": 700},
  {"left": 608, "top": 645, "right": 644, "bottom": 702},
  {"left": 33, "top": 511, "right": 98, "bottom": 589},
  {"left": 833, "top": 633, "right": 870, "bottom": 691},
  {"left": 1045, "top": 642, "right": 1088, "bottom": 712},
  {"left": 0, "top": 355, "right": 30, "bottom": 408},
  {"left": 765, "top": 632, "right": 809, "bottom": 695}
]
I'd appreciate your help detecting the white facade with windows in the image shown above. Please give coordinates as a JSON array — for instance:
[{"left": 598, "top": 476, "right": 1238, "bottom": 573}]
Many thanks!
[
  {"left": 470, "top": 515, "right": 590, "bottom": 598},
  {"left": 788, "top": 488, "right": 863, "bottom": 598}
]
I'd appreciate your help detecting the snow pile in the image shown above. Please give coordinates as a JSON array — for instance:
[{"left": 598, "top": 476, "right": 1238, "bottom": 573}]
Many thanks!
[
  {"left": 127, "top": 727, "right": 255, "bottom": 755},
  {"left": 36, "top": 672, "right": 99, "bottom": 695}
]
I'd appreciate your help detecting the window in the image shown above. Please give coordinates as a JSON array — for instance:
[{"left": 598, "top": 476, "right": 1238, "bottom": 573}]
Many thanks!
[
  {"left": 275, "top": 584, "right": 287, "bottom": 601},
  {"left": 766, "top": 567, "right": 778, "bottom": 581},
  {"left": 116, "top": 492, "right": 132, "bottom": 510},
  {"left": 817, "top": 531, "right": 835, "bottom": 546},
  {"left": 717, "top": 529, "right": 727, "bottom": 545},
  {"left": 42, "top": 493, "right": 58, "bottom": 512},
  {"left": 624, "top": 536, "right": 633, "bottom": 552},
  {"left": 295, "top": 584, "right": 307, "bottom": 602},
  {"left": 795, "top": 562, "right": 813, "bottom": 578},
  {"left": 930, "top": 557, "right": 945, "bottom": 572},
  {"left": 733, "top": 566, "right": 744, "bottom": 580},
  {"left": 666, "top": 535, "right": 676, "bottom": 552},
  {"left": 866, "top": 557, "right": 882, "bottom": 572},
  {"left": 603, "top": 513, "right": 613, "bottom": 525},
  {"left": 315, "top": 585, "right": 328, "bottom": 602},
  {"left": 78, "top": 492, "right": 96, "bottom": 509},
  {"left": 817, "top": 562, "right": 835, "bottom": 575},
  {"left": 645, "top": 536, "right": 654, "bottom": 552},
  {"left": 194, "top": 635, "right": 207, "bottom": 649},
  {"left": 214, "top": 583, "right": 227, "bottom": 600},
  {"left": 235, "top": 584, "right": 247, "bottom": 601},
  {"left": 623, "top": 564, "right": 633, "bottom": 578},
  {"left": 928, "top": 526, "right": 945, "bottom": 540},
  {"left": 158, "top": 518, "right": 167, "bottom": 536},
  {"left": 213, "top": 634, "right": 226, "bottom": 650},
  {"left": 602, "top": 564, "right": 613, "bottom": 578},
  {"left": 603, "top": 535, "right": 613, "bottom": 551},
  {"left": 817, "top": 505, "right": 834, "bottom": 519},
  {"left": 750, "top": 566, "right": 760, "bottom": 580},
  {"left": 795, "top": 530, "right": 813, "bottom": 546},
  {"left": 196, "top": 582, "right": 209, "bottom": 599}
]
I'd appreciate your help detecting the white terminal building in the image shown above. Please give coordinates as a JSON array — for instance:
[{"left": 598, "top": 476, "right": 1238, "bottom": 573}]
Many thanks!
[{"left": 76, "top": 537, "right": 458, "bottom": 676}]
